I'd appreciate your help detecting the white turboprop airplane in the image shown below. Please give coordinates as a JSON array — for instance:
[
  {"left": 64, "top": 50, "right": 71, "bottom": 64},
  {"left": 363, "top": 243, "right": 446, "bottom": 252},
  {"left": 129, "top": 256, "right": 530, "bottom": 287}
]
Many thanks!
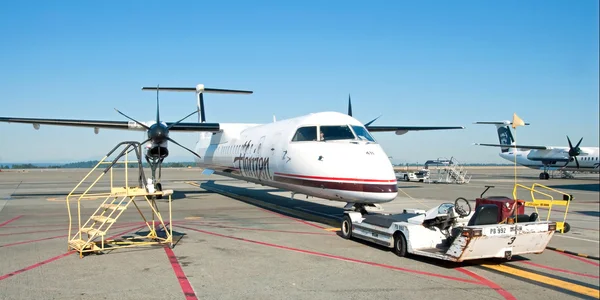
[
  {"left": 0, "top": 84, "right": 464, "bottom": 213},
  {"left": 474, "top": 121, "right": 600, "bottom": 179}
]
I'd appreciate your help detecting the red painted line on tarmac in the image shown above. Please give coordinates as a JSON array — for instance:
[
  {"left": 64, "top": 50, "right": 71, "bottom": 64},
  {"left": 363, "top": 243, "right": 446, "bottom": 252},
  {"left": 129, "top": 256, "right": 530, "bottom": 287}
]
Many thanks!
[
  {"left": 164, "top": 247, "right": 198, "bottom": 300},
  {"left": 177, "top": 225, "right": 482, "bottom": 285},
  {"left": 0, "top": 225, "right": 145, "bottom": 281},
  {"left": 0, "top": 224, "right": 66, "bottom": 229},
  {"left": 0, "top": 234, "right": 67, "bottom": 248},
  {"left": 555, "top": 251, "right": 600, "bottom": 267},
  {"left": 195, "top": 223, "right": 332, "bottom": 236},
  {"left": 0, "top": 216, "right": 23, "bottom": 228},
  {"left": 0, "top": 223, "right": 144, "bottom": 248},
  {"left": 0, "top": 251, "right": 74, "bottom": 281},
  {"left": 257, "top": 207, "right": 327, "bottom": 229},
  {"left": 0, "top": 220, "right": 153, "bottom": 230},
  {"left": 0, "top": 228, "right": 67, "bottom": 236},
  {"left": 518, "top": 261, "right": 600, "bottom": 279},
  {"left": 456, "top": 268, "right": 516, "bottom": 300}
]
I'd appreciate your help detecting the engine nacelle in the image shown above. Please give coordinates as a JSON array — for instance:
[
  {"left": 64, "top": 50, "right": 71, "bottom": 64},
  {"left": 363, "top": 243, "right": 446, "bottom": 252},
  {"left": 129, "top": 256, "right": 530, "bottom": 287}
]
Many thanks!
[{"left": 526, "top": 151, "right": 569, "bottom": 162}]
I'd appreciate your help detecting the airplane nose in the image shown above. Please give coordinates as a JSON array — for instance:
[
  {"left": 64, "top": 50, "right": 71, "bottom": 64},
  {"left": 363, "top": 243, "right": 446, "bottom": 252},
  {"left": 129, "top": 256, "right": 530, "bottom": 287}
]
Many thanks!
[{"left": 320, "top": 143, "right": 398, "bottom": 203}]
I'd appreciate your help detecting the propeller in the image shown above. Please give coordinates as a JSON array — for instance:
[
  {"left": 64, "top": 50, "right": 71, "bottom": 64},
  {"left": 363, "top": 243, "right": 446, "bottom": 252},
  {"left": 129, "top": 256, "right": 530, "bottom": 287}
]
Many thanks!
[
  {"left": 564, "top": 136, "right": 583, "bottom": 168},
  {"left": 347, "top": 94, "right": 382, "bottom": 126},
  {"left": 114, "top": 85, "right": 202, "bottom": 160}
]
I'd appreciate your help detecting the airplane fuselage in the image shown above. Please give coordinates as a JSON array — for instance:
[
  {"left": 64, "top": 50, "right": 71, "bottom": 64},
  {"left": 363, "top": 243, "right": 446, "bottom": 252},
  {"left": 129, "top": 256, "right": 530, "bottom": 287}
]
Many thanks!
[
  {"left": 192, "top": 112, "right": 399, "bottom": 204},
  {"left": 499, "top": 147, "right": 600, "bottom": 172}
]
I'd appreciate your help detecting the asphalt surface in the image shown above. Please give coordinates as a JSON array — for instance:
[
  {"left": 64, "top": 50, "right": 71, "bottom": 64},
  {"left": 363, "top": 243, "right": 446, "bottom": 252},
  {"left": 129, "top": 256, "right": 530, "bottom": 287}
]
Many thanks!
[{"left": 0, "top": 167, "right": 598, "bottom": 300}]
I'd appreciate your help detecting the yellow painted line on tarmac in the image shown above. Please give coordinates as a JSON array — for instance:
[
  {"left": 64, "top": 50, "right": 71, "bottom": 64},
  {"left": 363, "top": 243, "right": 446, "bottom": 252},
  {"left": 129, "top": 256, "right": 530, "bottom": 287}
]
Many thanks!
[
  {"left": 481, "top": 264, "right": 600, "bottom": 299},
  {"left": 185, "top": 181, "right": 199, "bottom": 187},
  {"left": 324, "top": 228, "right": 340, "bottom": 232},
  {"left": 185, "top": 216, "right": 202, "bottom": 220}
]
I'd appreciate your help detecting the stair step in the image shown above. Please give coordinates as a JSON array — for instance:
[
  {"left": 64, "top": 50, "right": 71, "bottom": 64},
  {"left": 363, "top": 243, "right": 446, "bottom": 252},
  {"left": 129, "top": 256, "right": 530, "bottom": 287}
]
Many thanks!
[
  {"left": 81, "top": 227, "right": 106, "bottom": 236},
  {"left": 100, "top": 204, "right": 127, "bottom": 211},
  {"left": 68, "top": 239, "right": 89, "bottom": 250},
  {"left": 91, "top": 215, "right": 116, "bottom": 223}
]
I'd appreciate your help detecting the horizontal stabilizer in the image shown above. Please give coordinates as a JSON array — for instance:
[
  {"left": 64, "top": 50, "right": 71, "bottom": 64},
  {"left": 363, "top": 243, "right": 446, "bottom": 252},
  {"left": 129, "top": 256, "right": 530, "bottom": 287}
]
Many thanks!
[
  {"left": 142, "top": 84, "right": 252, "bottom": 94},
  {"left": 474, "top": 143, "right": 548, "bottom": 150},
  {"left": 474, "top": 121, "right": 531, "bottom": 126}
]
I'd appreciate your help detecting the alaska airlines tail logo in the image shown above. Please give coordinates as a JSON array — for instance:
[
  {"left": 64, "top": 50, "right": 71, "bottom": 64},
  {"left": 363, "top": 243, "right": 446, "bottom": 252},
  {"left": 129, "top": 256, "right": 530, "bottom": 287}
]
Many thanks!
[
  {"left": 497, "top": 126, "right": 514, "bottom": 153},
  {"left": 233, "top": 139, "right": 273, "bottom": 181}
]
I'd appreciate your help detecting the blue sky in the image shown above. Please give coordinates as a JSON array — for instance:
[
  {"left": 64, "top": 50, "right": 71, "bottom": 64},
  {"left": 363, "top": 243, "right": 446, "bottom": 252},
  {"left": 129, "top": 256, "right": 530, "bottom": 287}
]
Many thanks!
[{"left": 0, "top": 0, "right": 598, "bottom": 164}]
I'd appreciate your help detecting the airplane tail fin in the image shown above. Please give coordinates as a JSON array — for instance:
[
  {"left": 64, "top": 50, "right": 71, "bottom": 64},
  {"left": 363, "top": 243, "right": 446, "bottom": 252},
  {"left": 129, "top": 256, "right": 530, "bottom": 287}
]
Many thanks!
[
  {"left": 474, "top": 121, "right": 530, "bottom": 153},
  {"left": 142, "top": 84, "right": 253, "bottom": 123}
]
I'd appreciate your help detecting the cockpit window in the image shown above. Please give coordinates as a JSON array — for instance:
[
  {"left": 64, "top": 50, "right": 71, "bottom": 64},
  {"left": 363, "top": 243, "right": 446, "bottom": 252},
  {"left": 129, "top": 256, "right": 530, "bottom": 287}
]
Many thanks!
[
  {"left": 292, "top": 126, "right": 317, "bottom": 141},
  {"left": 351, "top": 125, "right": 376, "bottom": 142},
  {"left": 320, "top": 125, "right": 356, "bottom": 141}
]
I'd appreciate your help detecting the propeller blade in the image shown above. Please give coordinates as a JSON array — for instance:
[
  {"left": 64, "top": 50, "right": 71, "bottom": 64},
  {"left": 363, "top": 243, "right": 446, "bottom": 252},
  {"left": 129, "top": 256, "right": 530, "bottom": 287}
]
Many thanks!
[
  {"left": 114, "top": 108, "right": 150, "bottom": 130},
  {"left": 575, "top": 156, "right": 580, "bottom": 168},
  {"left": 567, "top": 136, "right": 573, "bottom": 149},
  {"left": 347, "top": 94, "right": 352, "bottom": 117},
  {"left": 166, "top": 110, "right": 199, "bottom": 130},
  {"left": 156, "top": 84, "right": 160, "bottom": 124},
  {"left": 364, "top": 114, "right": 382, "bottom": 127},
  {"left": 575, "top": 137, "right": 583, "bottom": 148},
  {"left": 199, "top": 92, "right": 206, "bottom": 123},
  {"left": 167, "top": 137, "right": 202, "bottom": 159}
]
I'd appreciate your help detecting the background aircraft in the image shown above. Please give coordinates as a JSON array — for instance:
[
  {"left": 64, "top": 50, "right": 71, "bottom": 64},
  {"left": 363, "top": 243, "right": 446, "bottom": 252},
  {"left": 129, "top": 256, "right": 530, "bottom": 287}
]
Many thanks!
[
  {"left": 474, "top": 121, "right": 600, "bottom": 179},
  {"left": 0, "top": 84, "right": 464, "bottom": 213}
]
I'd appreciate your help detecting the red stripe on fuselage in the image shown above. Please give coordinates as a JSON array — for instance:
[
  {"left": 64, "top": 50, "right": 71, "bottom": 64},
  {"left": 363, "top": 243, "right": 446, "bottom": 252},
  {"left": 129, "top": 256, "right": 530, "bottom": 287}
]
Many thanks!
[
  {"left": 274, "top": 175, "right": 398, "bottom": 193},
  {"left": 274, "top": 172, "right": 396, "bottom": 183}
]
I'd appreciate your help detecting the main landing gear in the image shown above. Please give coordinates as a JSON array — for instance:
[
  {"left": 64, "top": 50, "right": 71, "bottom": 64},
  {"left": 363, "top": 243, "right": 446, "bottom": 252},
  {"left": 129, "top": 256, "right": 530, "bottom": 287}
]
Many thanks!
[{"left": 539, "top": 164, "right": 551, "bottom": 180}]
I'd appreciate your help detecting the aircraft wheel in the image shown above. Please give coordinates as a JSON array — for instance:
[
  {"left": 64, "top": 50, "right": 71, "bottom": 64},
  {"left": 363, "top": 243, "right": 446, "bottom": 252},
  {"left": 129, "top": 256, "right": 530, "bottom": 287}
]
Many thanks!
[
  {"left": 544, "top": 172, "right": 550, "bottom": 180},
  {"left": 404, "top": 175, "right": 409, "bottom": 182},
  {"left": 341, "top": 216, "right": 353, "bottom": 239},
  {"left": 393, "top": 232, "right": 407, "bottom": 257},
  {"left": 562, "top": 222, "right": 571, "bottom": 233}
]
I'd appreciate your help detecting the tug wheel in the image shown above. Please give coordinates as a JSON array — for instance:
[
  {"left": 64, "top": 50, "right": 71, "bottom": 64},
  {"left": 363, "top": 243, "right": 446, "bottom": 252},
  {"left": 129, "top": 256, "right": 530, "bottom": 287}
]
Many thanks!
[
  {"left": 341, "top": 216, "right": 353, "bottom": 239},
  {"left": 562, "top": 222, "right": 571, "bottom": 233},
  {"left": 393, "top": 232, "right": 407, "bottom": 257}
]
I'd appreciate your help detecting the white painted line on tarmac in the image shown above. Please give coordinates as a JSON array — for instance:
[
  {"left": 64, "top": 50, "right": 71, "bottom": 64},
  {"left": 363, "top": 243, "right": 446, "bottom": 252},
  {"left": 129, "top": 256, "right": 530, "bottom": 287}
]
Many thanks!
[{"left": 554, "top": 234, "right": 600, "bottom": 244}]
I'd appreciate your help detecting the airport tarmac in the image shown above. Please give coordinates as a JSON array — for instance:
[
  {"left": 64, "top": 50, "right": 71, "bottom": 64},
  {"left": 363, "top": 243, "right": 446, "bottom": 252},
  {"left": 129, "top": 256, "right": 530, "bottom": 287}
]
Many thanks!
[{"left": 0, "top": 167, "right": 598, "bottom": 300}]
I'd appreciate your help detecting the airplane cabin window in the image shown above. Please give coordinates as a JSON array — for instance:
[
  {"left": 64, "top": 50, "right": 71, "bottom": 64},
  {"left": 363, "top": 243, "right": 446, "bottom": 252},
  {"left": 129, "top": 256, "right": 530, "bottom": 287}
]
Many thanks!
[
  {"left": 350, "top": 125, "right": 376, "bottom": 142},
  {"left": 320, "top": 125, "right": 356, "bottom": 141},
  {"left": 292, "top": 126, "right": 317, "bottom": 141}
]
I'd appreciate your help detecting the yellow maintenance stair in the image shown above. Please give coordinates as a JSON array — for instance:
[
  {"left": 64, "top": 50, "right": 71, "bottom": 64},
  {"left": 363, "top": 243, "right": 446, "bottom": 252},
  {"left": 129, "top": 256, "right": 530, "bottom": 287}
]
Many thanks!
[{"left": 66, "top": 141, "right": 174, "bottom": 258}]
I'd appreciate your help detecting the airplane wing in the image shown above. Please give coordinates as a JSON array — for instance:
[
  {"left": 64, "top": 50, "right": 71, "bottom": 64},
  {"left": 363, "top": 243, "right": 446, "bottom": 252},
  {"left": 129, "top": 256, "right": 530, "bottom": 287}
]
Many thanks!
[
  {"left": 366, "top": 125, "right": 465, "bottom": 134},
  {"left": 0, "top": 117, "right": 220, "bottom": 132},
  {"left": 474, "top": 143, "right": 549, "bottom": 150}
]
